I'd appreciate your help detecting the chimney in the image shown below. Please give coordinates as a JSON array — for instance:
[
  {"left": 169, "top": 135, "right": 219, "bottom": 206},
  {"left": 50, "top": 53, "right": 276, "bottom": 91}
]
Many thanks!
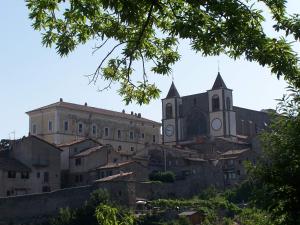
[
  {"left": 60, "top": 98, "right": 63, "bottom": 102},
  {"left": 122, "top": 109, "right": 125, "bottom": 113},
  {"left": 84, "top": 102, "right": 87, "bottom": 106},
  {"left": 131, "top": 111, "right": 134, "bottom": 115},
  {"left": 138, "top": 113, "right": 141, "bottom": 118}
]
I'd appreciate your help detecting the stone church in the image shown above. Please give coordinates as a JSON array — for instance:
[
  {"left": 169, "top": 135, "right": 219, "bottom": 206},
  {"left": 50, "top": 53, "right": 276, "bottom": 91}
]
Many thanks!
[{"left": 162, "top": 73, "right": 270, "bottom": 145}]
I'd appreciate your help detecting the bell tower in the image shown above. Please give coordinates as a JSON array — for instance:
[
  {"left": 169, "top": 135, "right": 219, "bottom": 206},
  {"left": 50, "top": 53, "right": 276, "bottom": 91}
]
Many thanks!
[
  {"left": 162, "top": 82, "right": 183, "bottom": 145},
  {"left": 208, "top": 73, "right": 236, "bottom": 138}
]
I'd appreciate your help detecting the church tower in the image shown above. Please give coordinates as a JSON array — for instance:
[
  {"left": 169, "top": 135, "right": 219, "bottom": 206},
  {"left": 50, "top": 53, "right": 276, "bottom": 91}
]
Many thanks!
[
  {"left": 162, "top": 82, "right": 183, "bottom": 145},
  {"left": 208, "top": 73, "right": 236, "bottom": 138}
]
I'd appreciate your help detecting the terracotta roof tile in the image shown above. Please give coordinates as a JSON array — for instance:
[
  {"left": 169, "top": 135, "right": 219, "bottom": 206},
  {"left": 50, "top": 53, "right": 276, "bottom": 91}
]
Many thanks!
[{"left": 27, "top": 101, "right": 161, "bottom": 125}]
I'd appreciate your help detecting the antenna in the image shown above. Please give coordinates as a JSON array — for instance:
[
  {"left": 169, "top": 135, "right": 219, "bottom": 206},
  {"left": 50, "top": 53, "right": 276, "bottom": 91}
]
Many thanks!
[
  {"left": 217, "top": 60, "right": 220, "bottom": 73},
  {"left": 171, "top": 71, "right": 174, "bottom": 82}
]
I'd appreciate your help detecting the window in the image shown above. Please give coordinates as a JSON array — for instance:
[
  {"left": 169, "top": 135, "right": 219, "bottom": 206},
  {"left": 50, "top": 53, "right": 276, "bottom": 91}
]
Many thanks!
[
  {"left": 37, "top": 172, "right": 40, "bottom": 178},
  {"left": 32, "top": 124, "right": 37, "bottom": 134},
  {"left": 237, "top": 170, "right": 241, "bottom": 175},
  {"left": 130, "top": 146, "right": 134, "bottom": 152},
  {"left": 78, "top": 123, "right": 83, "bottom": 133},
  {"left": 64, "top": 121, "right": 69, "bottom": 131},
  {"left": 226, "top": 97, "right": 231, "bottom": 110},
  {"left": 75, "top": 158, "right": 81, "bottom": 166},
  {"left": 152, "top": 135, "right": 156, "bottom": 143},
  {"left": 44, "top": 172, "right": 49, "bottom": 183},
  {"left": 141, "top": 133, "right": 145, "bottom": 139},
  {"left": 104, "top": 127, "right": 109, "bottom": 137},
  {"left": 8, "top": 171, "right": 16, "bottom": 178},
  {"left": 21, "top": 172, "right": 29, "bottom": 179},
  {"left": 118, "top": 145, "right": 122, "bottom": 151},
  {"left": 166, "top": 103, "right": 172, "bottom": 119},
  {"left": 117, "top": 130, "right": 121, "bottom": 139},
  {"left": 42, "top": 186, "right": 51, "bottom": 192},
  {"left": 92, "top": 125, "right": 97, "bottom": 135},
  {"left": 130, "top": 131, "right": 134, "bottom": 140},
  {"left": 48, "top": 121, "right": 53, "bottom": 132},
  {"left": 212, "top": 95, "right": 220, "bottom": 111}
]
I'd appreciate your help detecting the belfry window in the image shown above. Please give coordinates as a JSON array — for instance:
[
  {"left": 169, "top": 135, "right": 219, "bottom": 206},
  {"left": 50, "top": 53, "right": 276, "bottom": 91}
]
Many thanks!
[
  {"left": 166, "top": 103, "right": 172, "bottom": 119},
  {"left": 212, "top": 95, "right": 220, "bottom": 111},
  {"left": 226, "top": 97, "right": 231, "bottom": 110}
]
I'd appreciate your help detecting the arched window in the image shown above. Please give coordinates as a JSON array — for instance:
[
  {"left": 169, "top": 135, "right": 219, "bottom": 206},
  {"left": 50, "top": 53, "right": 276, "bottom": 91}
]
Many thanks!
[
  {"left": 166, "top": 103, "right": 173, "bottom": 119},
  {"left": 212, "top": 95, "right": 220, "bottom": 111},
  {"left": 226, "top": 97, "right": 231, "bottom": 110}
]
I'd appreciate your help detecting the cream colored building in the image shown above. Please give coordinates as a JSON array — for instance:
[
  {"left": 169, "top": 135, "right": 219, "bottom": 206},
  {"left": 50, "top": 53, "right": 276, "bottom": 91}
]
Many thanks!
[{"left": 27, "top": 99, "right": 161, "bottom": 154}]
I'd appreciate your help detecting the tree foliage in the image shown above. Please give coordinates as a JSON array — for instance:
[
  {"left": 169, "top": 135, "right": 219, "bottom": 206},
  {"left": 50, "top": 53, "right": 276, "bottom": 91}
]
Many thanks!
[
  {"left": 149, "top": 170, "right": 175, "bottom": 182},
  {"left": 26, "top": 0, "right": 300, "bottom": 104},
  {"left": 250, "top": 87, "right": 300, "bottom": 224}
]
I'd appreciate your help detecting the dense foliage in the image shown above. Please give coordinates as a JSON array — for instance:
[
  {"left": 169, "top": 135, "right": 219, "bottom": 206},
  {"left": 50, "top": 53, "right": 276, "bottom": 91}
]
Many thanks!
[
  {"left": 249, "top": 87, "right": 300, "bottom": 225},
  {"left": 26, "top": 0, "right": 300, "bottom": 104},
  {"left": 149, "top": 171, "right": 175, "bottom": 183}
]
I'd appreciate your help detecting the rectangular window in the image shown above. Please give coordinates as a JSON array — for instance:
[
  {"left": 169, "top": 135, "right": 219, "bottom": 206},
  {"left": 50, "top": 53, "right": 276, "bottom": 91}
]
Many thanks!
[
  {"left": 48, "top": 121, "right": 52, "bottom": 132},
  {"left": 37, "top": 172, "right": 40, "bottom": 178},
  {"left": 117, "top": 130, "right": 121, "bottom": 139},
  {"left": 21, "top": 172, "right": 29, "bottom": 179},
  {"left": 92, "top": 125, "right": 97, "bottom": 135},
  {"left": 42, "top": 186, "right": 51, "bottom": 192},
  {"left": 141, "top": 133, "right": 145, "bottom": 139},
  {"left": 130, "top": 146, "right": 134, "bottom": 152},
  {"left": 32, "top": 124, "right": 37, "bottom": 134},
  {"left": 75, "top": 158, "right": 81, "bottom": 166},
  {"left": 44, "top": 172, "right": 49, "bottom": 183},
  {"left": 8, "top": 171, "right": 16, "bottom": 178},
  {"left": 64, "top": 121, "right": 69, "bottom": 131},
  {"left": 104, "top": 127, "right": 109, "bottom": 137},
  {"left": 152, "top": 135, "right": 156, "bottom": 143},
  {"left": 78, "top": 123, "right": 83, "bottom": 133},
  {"left": 130, "top": 131, "right": 134, "bottom": 140}
]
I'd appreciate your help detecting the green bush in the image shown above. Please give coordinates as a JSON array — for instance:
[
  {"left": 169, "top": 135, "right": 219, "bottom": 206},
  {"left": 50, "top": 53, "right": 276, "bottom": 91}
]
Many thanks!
[{"left": 149, "top": 171, "right": 175, "bottom": 183}]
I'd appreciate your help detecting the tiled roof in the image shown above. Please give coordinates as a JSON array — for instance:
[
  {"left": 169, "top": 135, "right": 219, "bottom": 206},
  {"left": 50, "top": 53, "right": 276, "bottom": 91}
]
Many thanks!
[
  {"left": 96, "top": 161, "right": 135, "bottom": 170},
  {"left": 221, "top": 148, "right": 250, "bottom": 156},
  {"left": 72, "top": 145, "right": 104, "bottom": 158},
  {"left": 94, "top": 172, "right": 133, "bottom": 182},
  {"left": 57, "top": 138, "right": 100, "bottom": 148},
  {"left": 0, "top": 157, "right": 31, "bottom": 172},
  {"left": 26, "top": 101, "right": 161, "bottom": 125}
]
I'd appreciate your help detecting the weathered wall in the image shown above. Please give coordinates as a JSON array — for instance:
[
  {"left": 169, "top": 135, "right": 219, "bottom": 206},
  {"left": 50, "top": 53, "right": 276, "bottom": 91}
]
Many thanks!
[
  {"left": 0, "top": 185, "right": 93, "bottom": 224},
  {"left": 0, "top": 179, "right": 135, "bottom": 224}
]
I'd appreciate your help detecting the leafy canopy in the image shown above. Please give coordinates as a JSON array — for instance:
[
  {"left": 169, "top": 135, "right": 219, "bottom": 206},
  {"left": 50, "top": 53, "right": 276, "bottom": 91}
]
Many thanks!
[
  {"left": 250, "top": 87, "right": 300, "bottom": 225},
  {"left": 26, "top": 0, "right": 300, "bottom": 104}
]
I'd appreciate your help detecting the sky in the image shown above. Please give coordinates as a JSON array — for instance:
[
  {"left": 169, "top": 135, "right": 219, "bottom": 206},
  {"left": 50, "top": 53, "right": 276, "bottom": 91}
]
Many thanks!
[{"left": 0, "top": 1, "right": 299, "bottom": 139}]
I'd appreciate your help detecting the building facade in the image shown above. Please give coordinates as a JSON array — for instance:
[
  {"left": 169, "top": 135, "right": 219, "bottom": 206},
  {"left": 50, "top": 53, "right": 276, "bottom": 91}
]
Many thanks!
[
  {"left": 0, "top": 136, "right": 61, "bottom": 197},
  {"left": 162, "top": 73, "right": 270, "bottom": 145},
  {"left": 27, "top": 99, "right": 161, "bottom": 153}
]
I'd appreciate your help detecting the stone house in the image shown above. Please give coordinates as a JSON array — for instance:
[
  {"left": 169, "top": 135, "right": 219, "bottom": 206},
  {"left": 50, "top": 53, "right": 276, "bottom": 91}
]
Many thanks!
[
  {"left": 26, "top": 99, "right": 161, "bottom": 154},
  {"left": 0, "top": 157, "right": 31, "bottom": 197},
  {"left": 219, "top": 148, "right": 257, "bottom": 186},
  {"left": 89, "top": 161, "right": 148, "bottom": 182},
  {"left": 0, "top": 135, "right": 61, "bottom": 196},
  {"left": 59, "top": 138, "right": 123, "bottom": 187}
]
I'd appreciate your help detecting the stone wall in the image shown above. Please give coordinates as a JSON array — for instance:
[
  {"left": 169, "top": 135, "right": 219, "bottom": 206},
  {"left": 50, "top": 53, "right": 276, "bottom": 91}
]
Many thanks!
[{"left": 0, "top": 185, "right": 93, "bottom": 224}]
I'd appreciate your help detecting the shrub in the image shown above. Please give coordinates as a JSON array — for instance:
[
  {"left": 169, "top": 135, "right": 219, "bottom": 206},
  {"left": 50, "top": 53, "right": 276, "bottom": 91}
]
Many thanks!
[{"left": 149, "top": 171, "right": 175, "bottom": 183}]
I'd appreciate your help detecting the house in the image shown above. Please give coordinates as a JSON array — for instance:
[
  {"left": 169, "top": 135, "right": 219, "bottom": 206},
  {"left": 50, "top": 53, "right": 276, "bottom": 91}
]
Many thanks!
[
  {"left": 219, "top": 148, "right": 257, "bottom": 186},
  {"left": 58, "top": 138, "right": 123, "bottom": 187},
  {"left": 0, "top": 135, "right": 61, "bottom": 197}
]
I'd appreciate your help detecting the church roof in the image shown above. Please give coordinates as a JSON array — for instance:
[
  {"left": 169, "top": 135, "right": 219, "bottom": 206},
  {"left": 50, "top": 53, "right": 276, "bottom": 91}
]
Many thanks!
[
  {"left": 212, "top": 72, "right": 227, "bottom": 89},
  {"left": 166, "top": 82, "right": 180, "bottom": 98}
]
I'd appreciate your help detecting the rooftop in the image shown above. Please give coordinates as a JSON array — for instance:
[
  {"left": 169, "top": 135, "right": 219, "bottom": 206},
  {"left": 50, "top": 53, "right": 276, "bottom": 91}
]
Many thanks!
[
  {"left": 27, "top": 100, "right": 161, "bottom": 125},
  {"left": 221, "top": 148, "right": 250, "bottom": 157},
  {"left": 72, "top": 145, "right": 105, "bottom": 158},
  {"left": 0, "top": 157, "right": 31, "bottom": 172},
  {"left": 94, "top": 172, "right": 133, "bottom": 182}
]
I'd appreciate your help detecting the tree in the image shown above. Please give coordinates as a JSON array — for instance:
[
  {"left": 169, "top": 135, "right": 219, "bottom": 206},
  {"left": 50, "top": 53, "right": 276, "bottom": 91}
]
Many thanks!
[
  {"left": 26, "top": 0, "right": 300, "bottom": 104},
  {"left": 250, "top": 87, "right": 300, "bottom": 225}
]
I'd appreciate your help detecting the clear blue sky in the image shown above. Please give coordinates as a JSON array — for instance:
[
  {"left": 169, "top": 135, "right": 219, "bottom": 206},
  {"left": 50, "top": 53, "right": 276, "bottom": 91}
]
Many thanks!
[{"left": 0, "top": 1, "right": 299, "bottom": 139}]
